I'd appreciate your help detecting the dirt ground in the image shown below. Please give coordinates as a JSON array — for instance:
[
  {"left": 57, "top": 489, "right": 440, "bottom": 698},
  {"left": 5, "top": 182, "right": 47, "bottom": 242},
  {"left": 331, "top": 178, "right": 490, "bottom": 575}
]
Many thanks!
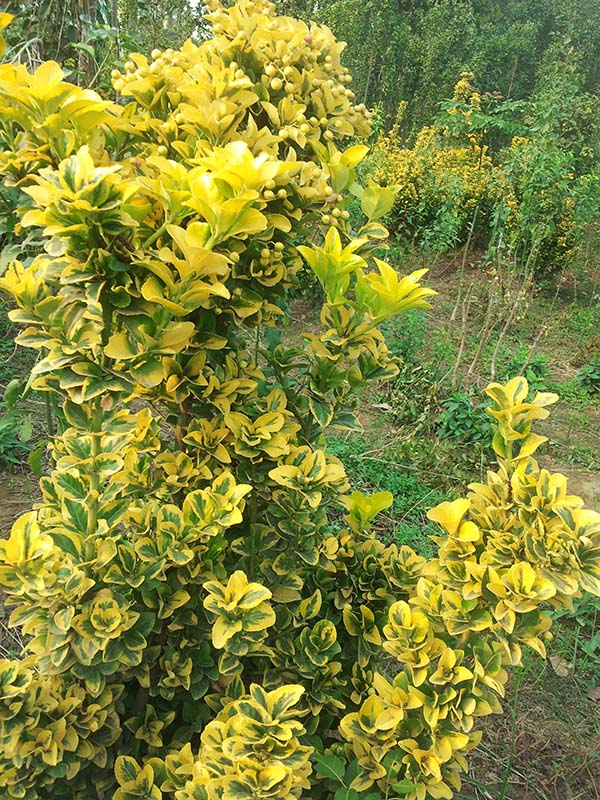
[
  {"left": 464, "top": 667, "right": 600, "bottom": 800},
  {"left": 540, "top": 456, "right": 600, "bottom": 510},
  {"left": 0, "top": 470, "right": 40, "bottom": 533}
]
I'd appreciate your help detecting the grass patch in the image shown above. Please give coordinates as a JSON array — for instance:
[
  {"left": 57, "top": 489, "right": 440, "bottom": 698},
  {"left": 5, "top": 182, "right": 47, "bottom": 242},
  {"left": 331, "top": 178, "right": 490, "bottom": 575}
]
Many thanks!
[{"left": 328, "top": 430, "right": 451, "bottom": 556}]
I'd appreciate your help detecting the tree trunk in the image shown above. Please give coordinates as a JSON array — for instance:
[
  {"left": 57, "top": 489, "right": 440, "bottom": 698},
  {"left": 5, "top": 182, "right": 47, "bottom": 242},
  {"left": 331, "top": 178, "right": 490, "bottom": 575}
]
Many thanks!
[
  {"left": 72, "top": 0, "right": 96, "bottom": 86},
  {"left": 111, "top": 0, "right": 120, "bottom": 58}
]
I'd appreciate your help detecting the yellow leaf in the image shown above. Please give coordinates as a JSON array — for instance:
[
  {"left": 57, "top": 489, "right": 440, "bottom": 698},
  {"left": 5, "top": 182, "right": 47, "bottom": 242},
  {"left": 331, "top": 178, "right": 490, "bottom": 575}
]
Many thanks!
[
  {"left": 268, "top": 684, "right": 305, "bottom": 717},
  {"left": 1, "top": 511, "right": 53, "bottom": 565},
  {"left": 341, "top": 144, "right": 370, "bottom": 169},
  {"left": 427, "top": 498, "right": 471, "bottom": 536},
  {"left": 104, "top": 332, "right": 137, "bottom": 360},
  {"left": 212, "top": 616, "right": 242, "bottom": 649},
  {"left": 360, "top": 183, "right": 397, "bottom": 221}
]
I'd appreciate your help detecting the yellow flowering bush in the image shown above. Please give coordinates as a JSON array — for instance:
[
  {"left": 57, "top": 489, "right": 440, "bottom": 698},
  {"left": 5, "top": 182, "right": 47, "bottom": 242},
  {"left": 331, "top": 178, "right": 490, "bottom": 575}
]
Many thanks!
[
  {"left": 372, "top": 71, "right": 600, "bottom": 270},
  {"left": 372, "top": 75, "right": 495, "bottom": 249},
  {"left": 0, "top": 5, "right": 599, "bottom": 800}
]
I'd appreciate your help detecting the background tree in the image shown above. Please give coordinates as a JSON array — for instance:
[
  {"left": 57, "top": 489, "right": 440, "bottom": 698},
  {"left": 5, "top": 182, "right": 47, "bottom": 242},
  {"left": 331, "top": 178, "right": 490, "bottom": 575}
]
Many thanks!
[
  {"left": 0, "top": 0, "right": 202, "bottom": 84},
  {"left": 273, "top": 0, "right": 600, "bottom": 136}
]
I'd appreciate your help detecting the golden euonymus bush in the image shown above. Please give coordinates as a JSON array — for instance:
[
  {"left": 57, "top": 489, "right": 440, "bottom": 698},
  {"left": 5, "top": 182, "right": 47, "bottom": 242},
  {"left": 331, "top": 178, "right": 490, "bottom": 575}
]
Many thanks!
[{"left": 0, "top": 4, "right": 599, "bottom": 799}]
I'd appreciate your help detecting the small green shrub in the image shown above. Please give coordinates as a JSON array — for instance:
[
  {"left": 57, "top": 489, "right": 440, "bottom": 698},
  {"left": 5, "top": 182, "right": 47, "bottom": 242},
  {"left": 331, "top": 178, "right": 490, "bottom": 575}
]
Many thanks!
[
  {"left": 388, "top": 362, "right": 446, "bottom": 432},
  {"left": 382, "top": 309, "right": 427, "bottom": 364},
  {"left": 438, "top": 392, "right": 492, "bottom": 444},
  {"left": 566, "top": 303, "right": 600, "bottom": 342},
  {"left": 576, "top": 355, "right": 600, "bottom": 394},
  {"left": 552, "top": 592, "right": 600, "bottom": 670},
  {"left": 0, "top": 379, "right": 32, "bottom": 467},
  {"left": 384, "top": 315, "right": 455, "bottom": 433},
  {"left": 565, "top": 444, "right": 600, "bottom": 471},
  {"left": 548, "top": 377, "right": 597, "bottom": 407},
  {"left": 501, "top": 344, "right": 548, "bottom": 392}
]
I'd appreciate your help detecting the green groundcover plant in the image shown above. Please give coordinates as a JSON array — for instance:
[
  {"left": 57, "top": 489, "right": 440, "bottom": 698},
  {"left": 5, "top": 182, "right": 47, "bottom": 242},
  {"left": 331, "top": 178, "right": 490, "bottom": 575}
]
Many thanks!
[{"left": 0, "top": 4, "right": 599, "bottom": 800}]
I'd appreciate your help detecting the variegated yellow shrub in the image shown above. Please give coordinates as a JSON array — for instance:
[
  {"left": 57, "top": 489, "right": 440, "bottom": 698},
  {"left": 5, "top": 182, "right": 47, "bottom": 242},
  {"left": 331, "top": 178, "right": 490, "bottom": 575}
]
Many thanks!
[
  {"left": 0, "top": 4, "right": 599, "bottom": 800},
  {"left": 339, "top": 378, "right": 600, "bottom": 798}
]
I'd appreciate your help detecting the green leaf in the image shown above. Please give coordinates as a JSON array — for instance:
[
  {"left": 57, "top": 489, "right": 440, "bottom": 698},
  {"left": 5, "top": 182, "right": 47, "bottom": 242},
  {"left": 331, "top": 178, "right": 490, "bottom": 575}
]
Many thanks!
[
  {"left": 334, "top": 790, "right": 359, "bottom": 800},
  {"left": 269, "top": 684, "right": 305, "bottom": 717},
  {"left": 130, "top": 360, "right": 164, "bottom": 388},
  {"left": 62, "top": 495, "right": 89, "bottom": 531},
  {"left": 309, "top": 396, "right": 334, "bottom": 428},
  {"left": 115, "top": 755, "right": 141, "bottom": 785},
  {"left": 312, "top": 752, "right": 347, "bottom": 783},
  {"left": 63, "top": 400, "right": 91, "bottom": 428},
  {"left": 263, "top": 326, "right": 282, "bottom": 351},
  {"left": 330, "top": 410, "right": 362, "bottom": 431},
  {"left": 392, "top": 779, "right": 418, "bottom": 794},
  {"left": 348, "top": 181, "right": 364, "bottom": 199},
  {"left": 28, "top": 441, "right": 45, "bottom": 478},
  {"left": 357, "top": 221, "right": 389, "bottom": 240},
  {"left": 55, "top": 471, "right": 87, "bottom": 500},
  {"left": 18, "top": 416, "right": 33, "bottom": 443},
  {"left": 49, "top": 533, "right": 82, "bottom": 559},
  {"left": 329, "top": 163, "right": 350, "bottom": 193},
  {"left": 70, "top": 42, "right": 97, "bottom": 60},
  {"left": 104, "top": 332, "right": 138, "bottom": 360},
  {"left": 344, "top": 759, "right": 361, "bottom": 785},
  {"left": 3, "top": 378, "right": 22, "bottom": 409},
  {"left": 0, "top": 242, "right": 21, "bottom": 275}
]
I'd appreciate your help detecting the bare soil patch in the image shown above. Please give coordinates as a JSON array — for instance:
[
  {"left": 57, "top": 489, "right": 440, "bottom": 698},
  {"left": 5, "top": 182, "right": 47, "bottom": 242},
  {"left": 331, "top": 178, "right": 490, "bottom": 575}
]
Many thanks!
[
  {"left": 0, "top": 469, "right": 41, "bottom": 534},
  {"left": 465, "top": 666, "right": 600, "bottom": 800}
]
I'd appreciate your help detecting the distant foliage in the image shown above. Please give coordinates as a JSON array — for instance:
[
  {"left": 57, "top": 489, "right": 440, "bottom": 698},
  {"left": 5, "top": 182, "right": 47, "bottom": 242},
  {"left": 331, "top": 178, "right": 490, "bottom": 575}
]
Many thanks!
[
  {"left": 117, "top": 0, "right": 205, "bottom": 54},
  {"left": 0, "top": 0, "right": 202, "bottom": 87},
  {"left": 501, "top": 346, "right": 548, "bottom": 393},
  {"left": 577, "top": 356, "right": 600, "bottom": 394},
  {"left": 275, "top": 0, "right": 600, "bottom": 136},
  {"left": 372, "top": 65, "right": 600, "bottom": 273},
  {"left": 372, "top": 74, "right": 496, "bottom": 251},
  {"left": 492, "top": 47, "right": 600, "bottom": 273}
]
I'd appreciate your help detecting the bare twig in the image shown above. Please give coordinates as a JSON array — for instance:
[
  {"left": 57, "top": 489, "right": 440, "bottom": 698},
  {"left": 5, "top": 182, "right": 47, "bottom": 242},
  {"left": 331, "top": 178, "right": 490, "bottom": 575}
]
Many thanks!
[
  {"left": 450, "top": 206, "right": 479, "bottom": 322},
  {"left": 489, "top": 271, "right": 533, "bottom": 382},
  {"left": 449, "top": 283, "right": 473, "bottom": 386},
  {"left": 464, "top": 284, "right": 496, "bottom": 389},
  {"left": 518, "top": 281, "right": 562, "bottom": 376}
]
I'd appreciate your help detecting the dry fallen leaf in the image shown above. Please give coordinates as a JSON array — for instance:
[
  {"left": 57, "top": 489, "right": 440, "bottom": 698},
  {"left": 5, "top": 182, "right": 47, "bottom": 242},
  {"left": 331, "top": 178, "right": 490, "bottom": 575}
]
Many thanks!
[
  {"left": 587, "top": 685, "right": 600, "bottom": 702},
  {"left": 549, "top": 654, "right": 573, "bottom": 677}
]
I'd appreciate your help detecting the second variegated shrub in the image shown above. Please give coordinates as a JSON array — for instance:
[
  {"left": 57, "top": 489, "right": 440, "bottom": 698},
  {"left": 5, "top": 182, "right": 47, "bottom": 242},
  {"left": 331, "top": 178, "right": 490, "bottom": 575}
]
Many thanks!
[{"left": 0, "top": 4, "right": 599, "bottom": 800}]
